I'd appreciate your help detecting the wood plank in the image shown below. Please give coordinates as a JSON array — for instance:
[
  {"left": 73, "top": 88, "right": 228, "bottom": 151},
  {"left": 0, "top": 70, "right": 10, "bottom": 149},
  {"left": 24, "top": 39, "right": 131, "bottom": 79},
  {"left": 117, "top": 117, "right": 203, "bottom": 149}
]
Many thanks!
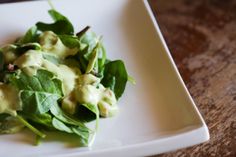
[{"left": 148, "top": 0, "right": 236, "bottom": 156}]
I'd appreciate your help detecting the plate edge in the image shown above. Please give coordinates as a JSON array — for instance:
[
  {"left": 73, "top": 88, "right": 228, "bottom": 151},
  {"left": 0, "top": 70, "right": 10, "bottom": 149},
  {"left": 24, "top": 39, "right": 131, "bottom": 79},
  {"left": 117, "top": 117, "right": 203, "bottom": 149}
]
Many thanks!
[{"left": 142, "top": 0, "right": 210, "bottom": 141}]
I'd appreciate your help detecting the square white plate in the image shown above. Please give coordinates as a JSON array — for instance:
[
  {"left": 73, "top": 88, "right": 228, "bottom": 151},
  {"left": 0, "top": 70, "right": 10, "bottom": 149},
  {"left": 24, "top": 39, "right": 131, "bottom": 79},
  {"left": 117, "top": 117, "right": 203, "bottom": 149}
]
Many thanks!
[{"left": 0, "top": 0, "right": 209, "bottom": 156}]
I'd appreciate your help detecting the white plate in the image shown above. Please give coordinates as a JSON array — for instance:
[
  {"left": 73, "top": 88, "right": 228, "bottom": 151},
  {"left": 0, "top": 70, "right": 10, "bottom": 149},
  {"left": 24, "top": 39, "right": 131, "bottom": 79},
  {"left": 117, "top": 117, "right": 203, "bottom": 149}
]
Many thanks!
[{"left": 0, "top": 0, "right": 209, "bottom": 156}]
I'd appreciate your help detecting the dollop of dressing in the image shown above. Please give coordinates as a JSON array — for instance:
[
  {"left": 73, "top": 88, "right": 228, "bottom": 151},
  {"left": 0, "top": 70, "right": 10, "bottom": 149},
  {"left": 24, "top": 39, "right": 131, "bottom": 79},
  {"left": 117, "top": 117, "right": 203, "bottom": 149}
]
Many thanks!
[
  {"left": 62, "top": 73, "right": 118, "bottom": 117},
  {"left": 1, "top": 44, "right": 18, "bottom": 63},
  {"left": 0, "top": 83, "right": 21, "bottom": 116},
  {"left": 39, "top": 31, "right": 77, "bottom": 58},
  {"left": 75, "top": 74, "right": 118, "bottom": 117},
  {"left": 14, "top": 50, "right": 77, "bottom": 95}
]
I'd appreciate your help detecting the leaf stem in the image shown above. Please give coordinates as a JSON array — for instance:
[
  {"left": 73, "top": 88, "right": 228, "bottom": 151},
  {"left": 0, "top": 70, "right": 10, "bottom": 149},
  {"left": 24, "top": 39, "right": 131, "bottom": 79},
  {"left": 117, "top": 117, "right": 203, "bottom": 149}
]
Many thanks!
[
  {"left": 48, "top": 0, "right": 55, "bottom": 10},
  {"left": 16, "top": 115, "right": 46, "bottom": 138},
  {"left": 35, "top": 135, "right": 42, "bottom": 146},
  {"left": 88, "top": 105, "right": 99, "bottom": 147},
  {"left": 128, "top": 75, "right": 136, "bottom": 84}
]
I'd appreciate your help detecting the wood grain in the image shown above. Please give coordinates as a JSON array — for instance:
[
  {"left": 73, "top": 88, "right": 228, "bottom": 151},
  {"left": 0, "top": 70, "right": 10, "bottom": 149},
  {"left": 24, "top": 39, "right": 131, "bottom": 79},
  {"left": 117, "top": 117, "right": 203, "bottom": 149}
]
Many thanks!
[{"left": 148, "top": 0, "right": 236, "bottom": 156}]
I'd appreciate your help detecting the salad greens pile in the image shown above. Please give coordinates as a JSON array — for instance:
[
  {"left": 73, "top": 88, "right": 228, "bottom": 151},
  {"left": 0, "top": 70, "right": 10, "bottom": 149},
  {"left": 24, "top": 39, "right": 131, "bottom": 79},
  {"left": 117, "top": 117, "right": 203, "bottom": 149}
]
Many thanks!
[{"left": 0, "top": 8, "right": 132, "bottom": 146}]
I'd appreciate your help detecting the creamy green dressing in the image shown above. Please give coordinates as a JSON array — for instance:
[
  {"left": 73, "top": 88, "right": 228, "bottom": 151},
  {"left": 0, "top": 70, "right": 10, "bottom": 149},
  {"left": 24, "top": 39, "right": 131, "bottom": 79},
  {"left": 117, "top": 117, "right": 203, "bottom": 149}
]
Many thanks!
[
  {"left": 1, "top": 44, "right": 18, "bottom": 63},
  {"left": 39, "top": 31, "right": 78, "bottom": 58},
  {"left": 0, "top": 83, "right": 21, "bottom": 116},
  {"left": 2, "top": 31, "right": 118, "bottom": 118},
  {"left": 13, "top": 50, "right": 118, "bottom": 117},
  {"left": 75, "top": 74, "right": 118, "bottom": 117},
  {"left": 14, "top": 50, "right": 77, "bottom": 96},
  {"left": 43, "top": 60, "right": 77, "bottom": 95}
]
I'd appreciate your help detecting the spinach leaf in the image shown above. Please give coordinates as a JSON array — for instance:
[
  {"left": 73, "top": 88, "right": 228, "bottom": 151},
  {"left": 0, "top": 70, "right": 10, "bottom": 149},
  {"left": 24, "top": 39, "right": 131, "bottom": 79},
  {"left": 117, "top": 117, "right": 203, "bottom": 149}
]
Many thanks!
[
  {"left": 73, "top": 45, "right": 89, "bottom": 73},
  {"left": 52, "top": 117, "right": 73, "bottom": 133},
  {"left": 52, "top": 117, "right": 90, "bottom": 146},
  {"left": 9, "top": 69, "right": 63, "bottom": 114},
  {"left": 23, "top": 113, "right": 54, "bottom": 129},
  {"left": 76, "top": 41, "right": 105, "bottom": 75},
  {"left": 77, "top": 104, "right": 99, "bottom": 146},
  {"left": 50, "top": 103, "right": 85, "bottom": 127},
  {"left": 36, "top": 9, "right": 74, "bottom": 35},
  {"left": 80, "top": 31, "right": 98, "bottom": 54},
  {"left": 15, "top": 43, "right": 41, "bottom": 54},
  {"left": 96, "top": 45, "right": 107, "bottom": 78},
  {"left": 71, "top": 126, "right": 90, "bottom": 146},
  {"left": 58, "top": 35, "right": 80, "bottom": 48},
  {"left": 57, "top": 26, "right": 91, "bottom": 49},
  {"left": 17, "top": 26, "right": 38, "bottom": 44},
  {"left": 1, "top": 43, "right": 40, "bottom": 57},
  {"left": 98, "top": 45, "right": 107, "bottom": 70},
  {"left": 76, "top": 104, "right": 98, "bottom": 122},
  {"left": 75, "top": 103, "right": 99, "bottom": 146},
  {"left": 50, "top": 103, "right": 92, "bottom": 145},
  {"left": 36, "top": 21, "right": 73, "bottom": 35},
  {"left": 48, "top": 9, "right": 70, "bottom": 23},
  {"left": 86, "top": 43, "right": 99, "bottom": 74},
  {"left": 101, "top": 60, "right": 128, "bottom": 99}
]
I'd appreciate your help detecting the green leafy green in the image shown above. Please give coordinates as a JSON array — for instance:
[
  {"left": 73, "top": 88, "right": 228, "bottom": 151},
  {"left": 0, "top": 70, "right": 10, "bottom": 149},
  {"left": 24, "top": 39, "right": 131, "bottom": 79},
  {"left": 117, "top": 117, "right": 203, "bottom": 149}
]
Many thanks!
[
  {"left": 77, "top": 104, "right": 99, "bottom": 146},
  {"left": 75, "top": 36, "right": 106, "bottom": 76},
  {"left": 36, "top": 9, "right": 74, "bottom": 35},
  {"left": 80, "top": 31, "right": 98, "bottom": 54},
  {"left": 9, "top": 69, "right": 63, "bottom": 114},
  {"left": 52, "top": 117, "right": 90, "bottom": 146},
  {"left": 71, "top": 31, "right": 99, "bottom": 74},
  {"left": 15, "top": 43, "right": 41, "bottom": 54},
  {"left": 71, "top": 126, "right": 90, "bottom": 146},
  {"left": 0, "top": 6, "right": 131, "bottom": 147},
  {"left": 52, "top": 117, "right": 73, "bottom": 133},
  {"left": 98, "top": 45, "right": 107, "bottom": 70},
  {"left": 36, "top": 21, "right": 72, "bottom": 35},
  {"left": 76, "top": 104, "right": 99, "bottom": 123},
  {"left": 86, "top": 43, "right": 99, "bottom": 74},
  {"left": 48, "top": 9, "right": 70, "bottom": 23},
  {"left": 58, "top": 35, "right": 80, "bottom": 48},
  {"left": 23, "top": 113, "right": 54, "bottom": 129},
  {"left": 17, "top": 26, "right": 38, "bottom": 44},
  {"left": 101, "top": 60, "right": 128, "bottom": 99},
  {"left": 50, "top": 103, "right": 85, "bottom": 127},
  {"left": 57, "top": 26, "right": 91, "bottom": 49},
  {"left": 96, "top": 45, "right": 107, "bottom": 77},
  {"left": 50, "top": 104, "right": 91, "bottom": 146},
  {"left": 76, "top": 46, "right": 89, "bottom": 73}
]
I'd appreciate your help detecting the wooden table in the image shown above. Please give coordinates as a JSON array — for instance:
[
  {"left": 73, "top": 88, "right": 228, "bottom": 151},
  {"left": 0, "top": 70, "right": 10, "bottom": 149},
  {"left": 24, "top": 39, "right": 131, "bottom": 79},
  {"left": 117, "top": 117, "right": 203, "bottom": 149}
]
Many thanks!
[
  {"left": 1, "top": 0, "right": 235, "bottom": 156},
  {"left": 148, "top": 0, "right": 236, "bottom": 156}
]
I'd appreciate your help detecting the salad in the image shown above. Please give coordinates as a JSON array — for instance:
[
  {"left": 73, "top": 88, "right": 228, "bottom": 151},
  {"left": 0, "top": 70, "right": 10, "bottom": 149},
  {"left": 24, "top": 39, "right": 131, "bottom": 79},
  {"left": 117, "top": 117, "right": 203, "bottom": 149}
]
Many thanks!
[{"left": 0, "top": 8, "right": 133, "bottom": 146}]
